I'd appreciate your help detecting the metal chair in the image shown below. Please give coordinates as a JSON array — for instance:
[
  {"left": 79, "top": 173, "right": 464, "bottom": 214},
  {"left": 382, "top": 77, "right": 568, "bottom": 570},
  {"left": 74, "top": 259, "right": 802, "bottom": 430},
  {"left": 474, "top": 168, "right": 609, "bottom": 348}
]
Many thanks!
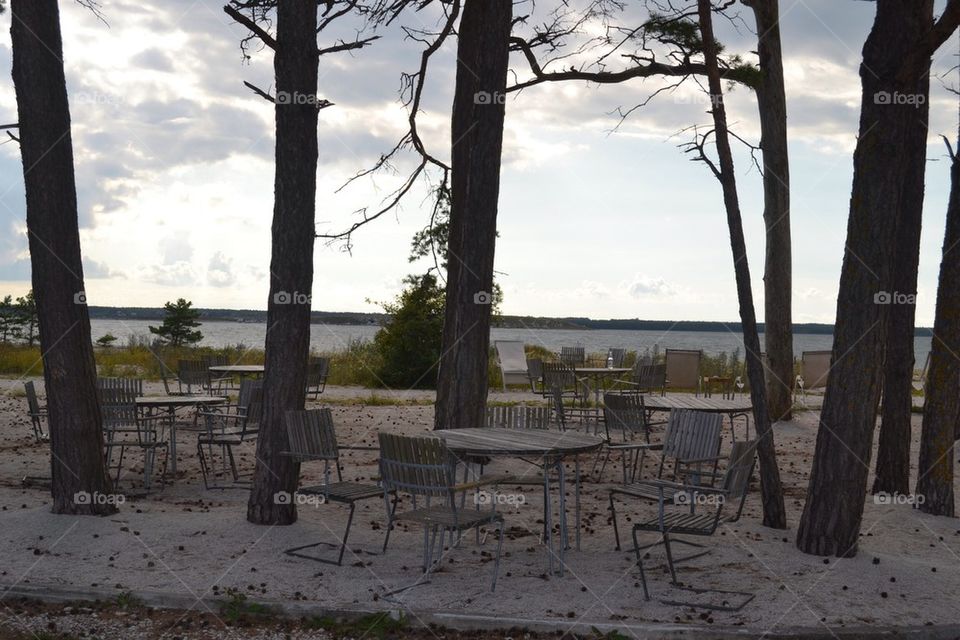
[
  {"left": 542, "top": 362, "right": 588, "bottom": 406},
  {"left": 100, "top": 386, "right": 169, "bottom": 491},
  {"left": 378, "top": 433, "right": 506, "bottom": 593},
  {"left": 631, "top": 439, "right": 758, "bottom": 610},
  {"left": 305, "top": 356, "right": 330, "bottom": 399},
  {"left": 559, "top": 346, "right": 585, "bottom": 367},
  {"left": 196, "top": 386, "right": 262, "bottom": 489},
  {"left": 23, "top": 381, "right": 47, "bottom": 442},
  {"left": 599, "top": 393, "right": 661, "bottom": 484},
  {"left": 616, "top": 363, "right": 667, "bottom": 396},
  {"left": 281, "top": 409, "right": 387, "bottom": 565},
  {"left": 609, "top": 409, "right": 723, "bottom": 550}
]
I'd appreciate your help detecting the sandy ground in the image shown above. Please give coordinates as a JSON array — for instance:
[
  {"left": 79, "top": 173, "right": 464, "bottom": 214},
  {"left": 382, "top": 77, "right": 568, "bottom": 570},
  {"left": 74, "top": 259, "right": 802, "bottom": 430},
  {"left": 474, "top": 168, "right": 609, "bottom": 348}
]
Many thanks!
[{"left": 0, "top": 377, "right": 958, "bottom": 637}]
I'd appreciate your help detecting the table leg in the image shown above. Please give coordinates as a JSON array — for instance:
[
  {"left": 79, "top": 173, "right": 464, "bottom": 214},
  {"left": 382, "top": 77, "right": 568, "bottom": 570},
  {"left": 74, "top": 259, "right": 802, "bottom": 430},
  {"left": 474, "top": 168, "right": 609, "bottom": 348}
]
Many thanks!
[
  {"left": 557, "top": 459, "right": 566, "bottom": 575},
  {"left": 543, "top": 467, "right": 554, "bottom": 575},
  {"left": 169, "top": 416, "right": 177, "bottom": 474},
  {"left": 575, "top": 457, "right": 582, "bottom": 551}
]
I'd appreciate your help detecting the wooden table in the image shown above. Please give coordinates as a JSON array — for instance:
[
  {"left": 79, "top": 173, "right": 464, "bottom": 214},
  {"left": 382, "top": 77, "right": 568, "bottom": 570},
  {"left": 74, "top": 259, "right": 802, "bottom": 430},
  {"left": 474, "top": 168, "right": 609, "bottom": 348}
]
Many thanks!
[
  {"left": 642, "top": 395, "right": 753, "bottom": 438},
  {"left": 208, "top": 365, "right": 264, "bottom": 377},
  {"left": 137, "top": 395, "right": 228, "bottom": 473},
  {"left": 436, "top": 428, "right": 604, "bottom": 576}
]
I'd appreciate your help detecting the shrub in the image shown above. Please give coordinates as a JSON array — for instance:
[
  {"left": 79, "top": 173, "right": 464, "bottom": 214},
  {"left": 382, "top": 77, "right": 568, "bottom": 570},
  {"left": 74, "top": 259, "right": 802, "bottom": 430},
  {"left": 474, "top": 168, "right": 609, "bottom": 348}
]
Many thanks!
[{"left": 372, "top": 273, "right": 445, "bottom": 389}]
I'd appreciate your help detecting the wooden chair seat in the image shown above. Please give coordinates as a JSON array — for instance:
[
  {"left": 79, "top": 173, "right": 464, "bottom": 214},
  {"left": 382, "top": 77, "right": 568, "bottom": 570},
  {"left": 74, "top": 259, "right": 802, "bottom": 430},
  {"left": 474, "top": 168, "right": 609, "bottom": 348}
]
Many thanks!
[
  {"left": 299, "top": 481, "right": 383, "bottom": 503},
  {"left": 636, "top": 511, "right": 717, "bottom": 535}
]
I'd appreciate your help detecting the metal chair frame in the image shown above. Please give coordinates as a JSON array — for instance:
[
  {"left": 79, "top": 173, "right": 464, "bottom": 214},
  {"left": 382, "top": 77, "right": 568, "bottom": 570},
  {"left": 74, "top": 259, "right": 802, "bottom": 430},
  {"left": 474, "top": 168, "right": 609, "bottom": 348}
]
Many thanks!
[
  {"left": 23, "top": 381, "right": 48, "bottom": 442},
  {"left": 305, "top": 356, "right": 330, "bottom": 399},
  {"left": 100, "top": 387, "right": 169, "bottom": 491},
  {"left": 196, "top": 386, "right": 262, "bottom": 489}
]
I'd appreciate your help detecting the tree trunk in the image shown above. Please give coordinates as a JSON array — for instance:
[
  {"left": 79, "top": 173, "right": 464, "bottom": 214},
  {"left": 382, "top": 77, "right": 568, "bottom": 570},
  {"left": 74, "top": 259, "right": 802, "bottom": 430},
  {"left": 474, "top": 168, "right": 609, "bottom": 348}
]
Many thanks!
[
  {"left": 744, "top": 0, "right": 793, "bottom": 423},
  {"left": 11, "top": 0, "right": 115, "bottom": 515},
  {"left": 697, "top": 0, "right": 786, "bottom": 528},
  {"left": 796, "top": 0, "right": 933, "bottom": 556},
  {"left": 915, "top": 137, "right": 960, "bottom": 516},
  {"left": 246, "top": 1, "right": 318, "bottom": 525},
  {"left": 434, "top": 0, "right": 511, "bottom": 431},
  {"left": 872, "top": 71, "right": 928, "bottom": 495}
]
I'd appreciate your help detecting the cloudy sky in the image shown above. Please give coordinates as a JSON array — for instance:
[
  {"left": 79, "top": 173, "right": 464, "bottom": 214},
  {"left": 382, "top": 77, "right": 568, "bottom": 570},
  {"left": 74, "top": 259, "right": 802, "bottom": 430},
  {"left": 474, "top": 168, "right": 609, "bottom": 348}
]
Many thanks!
[{"left": 0, "top": 0, "right": 957, "bottom": 325}]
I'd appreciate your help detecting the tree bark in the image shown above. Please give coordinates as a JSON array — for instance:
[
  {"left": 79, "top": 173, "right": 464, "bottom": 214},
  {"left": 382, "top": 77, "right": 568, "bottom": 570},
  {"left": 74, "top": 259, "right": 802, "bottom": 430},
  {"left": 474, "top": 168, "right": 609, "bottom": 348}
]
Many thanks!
[
  {"left": 743, "top": 0, "right": 793, "bottom": 423},
  {"left": 697, "top": 0, "right": 786, "bottom": 528},
  {"left": 11, "top": 0, "right": 116, "bottom": 515},
  {"left": 434, "top": 0, "right": 511, "bottom": 430},
  {"left": 915, "top": 138, "right": 960, "bottom": 516},
  {"left": 796, "top": 0, "right": 933, "bottom": 557},
  {"left": 872, "top": 69, "right": 928, "bottom": 495},
  {"left": 247, "top": 1, "right": 318, "bottom": 524}
]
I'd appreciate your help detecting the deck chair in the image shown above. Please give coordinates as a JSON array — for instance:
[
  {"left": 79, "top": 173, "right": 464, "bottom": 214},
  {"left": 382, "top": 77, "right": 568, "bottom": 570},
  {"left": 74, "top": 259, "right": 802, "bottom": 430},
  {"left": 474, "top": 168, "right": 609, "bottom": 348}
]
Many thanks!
[
  {"left": 306, "top": 356, "right": 330, "bottom": 399},
  {"left": 560, "top": 346, "right": 585, "bottom": 367},
  {"left": 609, "top": 409, "right": 723, "bottom": 550},
  {"left": 796, "top": 350, "right": 831, "bottom": 402},
  {"left": 665, "top": 349, "right": 703, "bottom": 394},
  {"left": 599, "top": 394, "right": 662, "bottom": 484},
  {"left": 281, "top": 409, "right": 387, "bottom": 565},
  {"left": 378, "top": 433, "right": 506, "bottom": 593},
  {"left": 526, "top": 358, "right": 545, "bottom": 395},
  {"left": 494, "top": 341, "right": 529, "bottom": 391},
  {"left": 631, "top": 439, "right": 758, "bottom": 610},
  {"left": 616, "top": 363, "right": 667, "bottom": 396},
  {"left": 101, "top": 387, "right": 169, "bottom": 491},
  {"left": 23, "top": 381, "right": 47, "bottom": 442},
  {"left": 607, "top": 348, "right": 627, "bottom": 368},
  {"left": 196, "top": 386, "right": 262, "bottom": 489}
]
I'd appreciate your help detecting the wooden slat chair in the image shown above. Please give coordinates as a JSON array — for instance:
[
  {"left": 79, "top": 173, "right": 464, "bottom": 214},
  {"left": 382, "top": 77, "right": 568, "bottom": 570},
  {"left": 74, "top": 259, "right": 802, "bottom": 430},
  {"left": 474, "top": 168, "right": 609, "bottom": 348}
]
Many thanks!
[
  {"left": 599, "top": 393, "right": 662, "bottom": 484},
  {"left": 549, "top": 385, "right": 597, "bottom": 432},
  {"left": 609, "top": 409, "right": 723, "bottom": 550},
  {"left": 631, "top": 440, "right": 758, "bottom": 610},
  {"left": 100, "top": 386, "right": 170, "bottom": 491},
  {"left": 486, "top": 405, "right": 552, "bottom": 430},
  {"left": 378, "top": 433, "right": 507, "bottom": 593},
  {"left": 23, "top": 381, "right": 47, "bottom": 442},
  {"left": 560, "top": 346, "right": 585, "bottom": 367},
  {"left": 542, "top": 362, "right": 589, "bottom": 408},
  {"left": 526, "top": 358, "right": 545, "bottom": 395},
  {"left": 616, "top": 363, "right": 667, "bottom": 396},
  {"left": 281, "top": 409, "right": 387, "bottom": 565},
  {"left": 196, "top": 386, "right": 262, "bottom": 489},
  {"left": 97, "top": 376, "right": 144, "bottom": 396},
  {"left": 159, "top": 361, "right": 188, "bottom": 396},
  {"left": 305, "top": 356, "right": 330, "bottom": 399},
  {"left": 177, "top": 359, "right": 208, "bottom": 395},
  {"left": 201, "top": 354, "right": 233, "bottom": 393}
]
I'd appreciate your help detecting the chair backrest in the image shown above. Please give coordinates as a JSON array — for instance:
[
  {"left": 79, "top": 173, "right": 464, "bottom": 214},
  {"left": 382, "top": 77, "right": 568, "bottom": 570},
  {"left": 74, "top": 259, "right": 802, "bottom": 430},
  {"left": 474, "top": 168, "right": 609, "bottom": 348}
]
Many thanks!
[
  {"left": 24, "top": 381, "right": 41, "bottom": 415},
  {"left": 559, "top": 346, "right": 585, "bottom": 367},
  {"left": 284, "top": 408, "right": 338, "bottom": 461},
  {"left": 97, "top": 376, "right": 144, "bottom": 396},
  {"left": 607, "top": 348, "right": 626, "bottom": 368},
  {"left": 237, "top": 379, "right": 264, "bottom": 412},
  {"left": 634, "top": 363, "right": 666, "bottom": 390},
  {"left": 178, "top": 359, "right": 207, "bottom": 386},
  {"left": 602, "top": 393, "right": 649, "bottom": 443},
  {"left": 306, "top": 356, "right": 330, "bottom": 385},
  {"left": 721, "top": 439, "right": 758, "bottom": 500},
  {"left": 100, "top": 386, "right": 139, "bottom": 429},
  {"left": 378, "top": 433, "right": 454, "bottom": 500},
  {"left": 665, "top": 349, "right": 702, "bottom": 389},
  {"left": 526, "top": 358, "right": 543, "bottom": 380},
  {"left": 243, "top": 387, "right": 264, "bottom": 429},
  {"left": 662, "top": 409, "right": 723, "bottom": 463},
  {"left": 542, "top": 361, "right": 576, "bottom": 390},
  {"left": 486, "top": 404, "right": 551, "bottom": 430},
  {"left": 495, "top": 341, "right": 528, "bottom": 373},
  {"left": 202, "top": 354, "right": 229, "bottom": 367},
  {"left": 800, "top": 351, "right": 831, "bottom": 389}
]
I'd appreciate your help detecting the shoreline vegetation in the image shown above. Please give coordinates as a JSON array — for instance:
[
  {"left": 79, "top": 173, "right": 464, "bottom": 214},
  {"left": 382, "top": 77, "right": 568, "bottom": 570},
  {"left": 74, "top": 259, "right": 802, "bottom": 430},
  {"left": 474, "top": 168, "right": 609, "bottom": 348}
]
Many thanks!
[{"left": 83, "top": 305, "right": 935, "bottom": 335}]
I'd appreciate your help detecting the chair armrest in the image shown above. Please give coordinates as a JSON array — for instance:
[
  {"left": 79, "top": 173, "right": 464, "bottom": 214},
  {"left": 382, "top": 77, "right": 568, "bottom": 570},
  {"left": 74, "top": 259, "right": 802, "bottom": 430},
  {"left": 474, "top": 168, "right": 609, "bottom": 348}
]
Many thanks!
[
  {"left": 452, "top": 474, "right": 511, "bottom": 493},
  {"left": 677, "top": 455, "right": 723, "bottom": 465},
  {"left": 606, "top": 442, "right": 660, "bottom": 451}
]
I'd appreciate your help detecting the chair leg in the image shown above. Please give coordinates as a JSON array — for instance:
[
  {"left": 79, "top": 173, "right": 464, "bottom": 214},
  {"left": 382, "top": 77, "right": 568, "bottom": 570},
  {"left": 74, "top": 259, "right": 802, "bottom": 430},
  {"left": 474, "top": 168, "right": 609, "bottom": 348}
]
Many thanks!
[
  {"left": 382, "top": 493, "right": 398, "bottom": 553},
  {"left": 631, "top": 526, "right": 650, "bottom": 601},
  {"left": 284, "top": 502, "right": 357, "bottom": 566},
  {"left": 662, "top": 533, "right": 678, "bottom": 585},
  {"left": 609, "top": 492, "right": 621, "bottom": 551},
  {"left": 197, "top": 440, "right": 210, "bottom": 490},
  {"left": 491, "top": 521, "right": 505, "bottom": 592}
]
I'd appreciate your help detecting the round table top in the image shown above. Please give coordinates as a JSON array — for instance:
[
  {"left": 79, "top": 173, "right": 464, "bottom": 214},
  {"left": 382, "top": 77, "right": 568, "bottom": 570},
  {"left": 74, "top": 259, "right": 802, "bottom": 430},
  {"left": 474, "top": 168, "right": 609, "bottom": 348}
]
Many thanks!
[
  {"left": 136, "top": 395, "right": 228, "bottom": 407},
  {"left": 208, "top": 365, "right": 265, "bottom": 374},
  {"left": 436, "top": 428, "right": 604, "bottom": 457},
  {"left": 642, "top": 395, "right": 752, "bottom": 413}
]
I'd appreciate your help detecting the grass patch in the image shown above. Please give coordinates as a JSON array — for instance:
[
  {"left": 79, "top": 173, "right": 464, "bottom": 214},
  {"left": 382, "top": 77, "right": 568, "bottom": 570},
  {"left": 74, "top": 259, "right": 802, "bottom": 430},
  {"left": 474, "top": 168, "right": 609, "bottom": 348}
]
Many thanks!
[
  {"left": 303, "top": 612, "right": 408, "bottom": 638},
  {"left": 219, "top": 589, "right": 275, "bottom": 623}
]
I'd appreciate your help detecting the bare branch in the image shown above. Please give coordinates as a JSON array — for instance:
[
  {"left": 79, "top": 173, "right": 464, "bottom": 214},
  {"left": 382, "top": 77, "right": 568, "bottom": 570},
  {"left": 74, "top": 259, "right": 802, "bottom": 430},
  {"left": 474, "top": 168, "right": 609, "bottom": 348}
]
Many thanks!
[
  {"left": 243, "top": 80, "right": 275, "bottom": 103},
  {"left": 224, "top": 3, "right": 277, "bottom": 50},
  {"left": 318, "top": 35, "right": 380, "bottom": 56}
]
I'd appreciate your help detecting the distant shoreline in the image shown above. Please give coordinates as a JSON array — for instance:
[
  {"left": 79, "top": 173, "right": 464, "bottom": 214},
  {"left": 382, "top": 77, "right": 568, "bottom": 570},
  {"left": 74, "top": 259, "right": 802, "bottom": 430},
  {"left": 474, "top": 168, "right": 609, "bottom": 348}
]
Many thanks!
[{"left": 86, "top": 306, "right": 934, "bottom": 336}]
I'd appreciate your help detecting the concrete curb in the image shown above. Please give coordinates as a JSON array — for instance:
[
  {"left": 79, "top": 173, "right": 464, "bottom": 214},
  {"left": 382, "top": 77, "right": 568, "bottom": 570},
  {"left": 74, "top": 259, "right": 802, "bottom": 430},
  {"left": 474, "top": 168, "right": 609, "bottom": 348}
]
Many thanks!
[{"left": 1, "top": 583, "right": 957, "bottom": 639}]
